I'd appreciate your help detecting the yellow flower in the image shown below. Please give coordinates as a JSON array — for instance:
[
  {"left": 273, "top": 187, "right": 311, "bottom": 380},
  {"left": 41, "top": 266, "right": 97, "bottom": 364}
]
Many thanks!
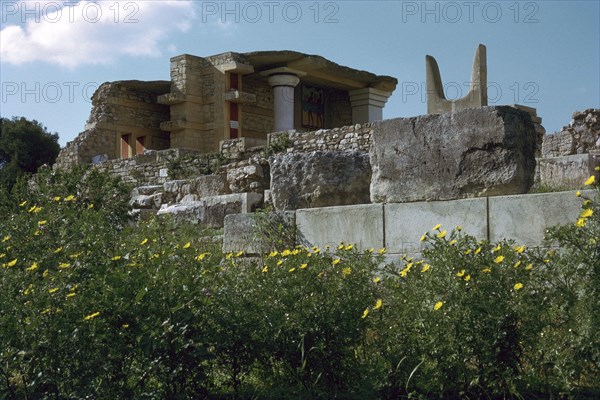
[
  {"left": 64, "top": 195, "right": 76, "bottom": 202},
  {"left": 140, "top": 238, "right": 149, "bottom": 245},
  {"left": 420, "top": 234, "right": 427, "bottom": 242},
  {"left": 361, "top": 308, "right": 369, "bottom": 319},
  {"left": 525, "top": 263, "right": 533, "bottom": 271},
  {"left": 83, "top": 312, "right": 101, "bottom": 321},
  {"left": 69, "top": 252, "right": 82, "bottom": 259},
  {"left": 87, "top": 204, "right": 94, "bottom": 209},
  {"left": 54, "top": 247, "right": 63, "bottom": 254},
  {"left": 456, "top": 225, "right": 462, "bottom": 232},
  {"left": 300, "top": 263, "right": 308, "bottom": 269},
  {"left": 378, "top": 248, "right": 387, "bottom": 254},
  {"left": 436, "top": 230, "right": 447, "bottom": 239},
  {"left": 268, "top": 251, "right": 278, "bottom": 257},
  {"left": 576, "top": 218, "right": 587, "bottom": 227},
  {"left": 332, "top": 258, "right": 341, "bottom": 265},
  {"left": 2, "top": 235, "right": 10, "bottom": 243},
  {"left": 43, "top": 269, "right": 49, "bottom": 278},
  {"left": 373, "top": 276, "right": 381, "bottom": 284},
  {"left": 373, "top": 299, "right": 383, "bottom": 310},
  {"left": 312, "top": 247, "right": 321, "bottom": 254},
  {"left": 41, "top": 308, "right": 51, "bottom": 315},
  {"left": 433, "top": 224, "right": 441, "bottom": 231},
  {"left": 475, "top": 247, "right": 482, "bottom": 254},
  {"left": 575, "top": 190, "right": 581, "bottom": 197},
  {"left": 514, "top": 283, "right": 524, "bottom": 291},
  {"left": 235, "top": 251, "right": 244, "bottom": 257},
  {"left": 195, "top": 252, "right": 210, "bottom": 261},
  {"left": 26, "top": 262, "right": 39, "bottom": 272},
  {"left": 111, "top": 256, "right": 121, "bottom": 261},
  {"left": 0, "top": 253, "right": 4, "bottom": 259},
  {"left": 514, "top": 245, "right": 526, "bottom": 254},
  {"left": 513, "top": 261, "right": 522, "bottom": 269},
  {"left": 464, "top": 249, "right": 472, "bottom": 255},
  {"left": 583, "top": 200, "right": 592, "bottom": 206},
  {"left": 24, "top": 284, "right": 34, "bottom": 296},
  {"left": 53, "top": 196, "right": 61, "bottom": 202},
  {"left": 596, "top": 166, "right": 600, "bottom": 171},
  {"left": 449, "top": 239, "right": 457, "bottom": 246},
  {"left": 482, "top": 268, "right": 492, "bottom": 273},
  {"left": 289, "top": 267, "right": 296, "bottom": 273},
  {"left": 421, "top": 264, "right": 431, "bottom": 273},
  {"left": 182, "top": 242, "right": 191, "bottom": 249},
  {"left": 493, "top": 244, "right": 502, "bottom": 253},
  {"left": 38, "top": 220, "right": 47, "bottom": 226},
  {"left": 344, "top": 244, "right": 354, "bottom": 251},
  {"left": 493, "top": 255, "right": 505, "bottom": 264},
  {"left": 225, "top": 252, "right": 233, "bottom": 260},
  {"left": 261, "top": 266, "right": 268, "bottom": 273},
  {"left": 337, "top": 243, "right": 345, "bottom": 250},
  {"left": 580, "top": 209, "right": 593, "bottom": 218},
  {"left": 59, "top": 262, "right": 70, "bottom": 269},
  {"left": 456, "top": 269, "right": 465, "bottom": 277},
  {"left": 122, "top": 324, "right": 129, "bottom": 329},
  {"left": 584, "top": 175, "right": 596, "bottom": 185},
  {"left": 48, "top": 288, "right": 59, "bottom": 294},
  {"left": 281, "top": 249, "right": 292, "bottom": 257},
  {"left": 276, "top": 260, "right": 284, "bottom": 266},
  {"left": 66, "top": 293, "right": 76, "bottom": 298},
  {"left": 19, "top": 200, "right": 28, "bottom": 207},
  {"left": 434, "top": 301, "right": 443, "bottom": 311},
  {"left": 464, "top": 275, "right": 471, "bottom": 282},
  {"left": 6, "top": 259, "right": 17, "bottom": 267},
  {"left": 342, "top": 267, "right": 352, "bottom": 276}
]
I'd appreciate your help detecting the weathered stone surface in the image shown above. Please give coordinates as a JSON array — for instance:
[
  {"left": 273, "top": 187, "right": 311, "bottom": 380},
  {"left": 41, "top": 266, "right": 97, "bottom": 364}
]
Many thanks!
[
  {"left": 189, "top": 173, "right": 230, "bottom": 197},
  {"left": 296, "top": 204, "right": 384, "bottom": 251},
  {"left": 226, "top": 163, "right": 268, "bottom": 193},
  {"left": 541, "top": 109, "right": 600, "bottom": 157},
  {"left": 536, "top": 153, "right": 600, "bottom": 189},
  {"left": 222, "top": 211, "right": 296, "bottom": 254},
  {"left": 130, "top": 193, "right": 163, "bottom": 209},
  {"left": 370, "top": 106, "right": 537, "bottom": 203},
  {"left": 489, "top": 190, "right": 595, "bottom": 246},
  {"left": 269, "top": 150, "right": 371, "bottom": 211},
  {"left": 385, "top": 198, "right": 488, "bottom": 255},
  {"left": 157, "top": 193, "right": 263, "bottom": 227}
]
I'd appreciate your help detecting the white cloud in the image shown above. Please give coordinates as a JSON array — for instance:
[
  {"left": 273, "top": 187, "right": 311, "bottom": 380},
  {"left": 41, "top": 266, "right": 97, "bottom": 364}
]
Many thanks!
[{"left": 0, "top": 0, "right": 195, "bottom": 69}]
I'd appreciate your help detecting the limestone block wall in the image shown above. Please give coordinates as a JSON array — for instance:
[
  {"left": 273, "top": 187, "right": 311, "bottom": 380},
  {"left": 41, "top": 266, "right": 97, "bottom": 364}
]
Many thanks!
[
  {"left": 241, "top": 76, "right": 274, "bottom": 139},
  {"left": 55, "top": 81, "right": 171, "bottom": 169},
  {"left": 94, "top": 148, "right": 217, "bottom": 186},
  {"left": 542, "top": 109, "right": 600, "bottom": 157},
  {"left": 268, "top": 123, "right": 374, "bottom": 153},
  {"left": 168, "top": 54, "right": 223, "bottom": 152}
]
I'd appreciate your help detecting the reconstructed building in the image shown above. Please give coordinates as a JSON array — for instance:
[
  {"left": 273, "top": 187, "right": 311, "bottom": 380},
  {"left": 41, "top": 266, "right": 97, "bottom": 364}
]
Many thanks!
[{"left": 56, "top": 50, "right": 397, "bottom": 167}]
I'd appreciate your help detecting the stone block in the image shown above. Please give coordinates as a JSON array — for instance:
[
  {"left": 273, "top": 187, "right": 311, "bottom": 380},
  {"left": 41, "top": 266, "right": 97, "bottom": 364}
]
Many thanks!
[
  {"left": 131, "top": 185, "right": 163, "bottom": 197},
  {"left": 370, "top": 106, "right": 537, "bottom": 203},
  {"left": 189, "top": 173, "right": 230, "bottom": 198},
  {"left": 488, "top": 190, "right": 594, "bottom": 247},
  {"left": 157, "top": 192, "right": 263, "bottom": 227},
  {"left": 536, "top": 153, "right": 600, "bottom": 189},
  {"left": 384, "top": 198, "right": 488, "bottom": 256},
  {"left": 296, "top": 204, "right": 384, "bottom": 251},
  {"left": 222, "top": 211, "right": 296, "bottom": 254},
  {"left": 270, "top": 150, "right": 371, "bottom": 211}
]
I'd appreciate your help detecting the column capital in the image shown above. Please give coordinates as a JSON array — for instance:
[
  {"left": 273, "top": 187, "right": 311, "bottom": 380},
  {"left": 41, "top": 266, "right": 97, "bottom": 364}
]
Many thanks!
[{"left": 267, "top": 74, "right": 300, "bottom": 88}]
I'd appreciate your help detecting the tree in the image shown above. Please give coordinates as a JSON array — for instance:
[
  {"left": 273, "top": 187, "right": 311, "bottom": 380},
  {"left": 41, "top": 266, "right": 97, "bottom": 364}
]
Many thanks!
[{"left": 0, "top": 117, "right": 60, "bottom": 190}]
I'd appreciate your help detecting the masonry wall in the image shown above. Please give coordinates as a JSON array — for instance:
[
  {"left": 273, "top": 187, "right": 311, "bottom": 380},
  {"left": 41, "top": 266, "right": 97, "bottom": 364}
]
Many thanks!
[
  {"left": 55, "top": 81, "right": 171, "bottom": 169},
  {"left": 241, "top": 76, "right": 274, "bottom": 139},
  {"left": 167, "top": 55, "right": 223, "bottom": 152}
]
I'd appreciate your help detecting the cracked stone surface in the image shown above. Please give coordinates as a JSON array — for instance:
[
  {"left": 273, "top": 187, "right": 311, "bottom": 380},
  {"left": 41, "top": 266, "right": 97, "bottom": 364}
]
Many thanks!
[{"left": 369, "top": 106, "right": 537, "bottom": 203}]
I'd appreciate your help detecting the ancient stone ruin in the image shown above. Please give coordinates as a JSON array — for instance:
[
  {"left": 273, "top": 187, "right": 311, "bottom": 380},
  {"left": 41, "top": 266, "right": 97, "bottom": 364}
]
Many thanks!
[{"left": 53, "top": 49, "right": 598, "bottom": 251}]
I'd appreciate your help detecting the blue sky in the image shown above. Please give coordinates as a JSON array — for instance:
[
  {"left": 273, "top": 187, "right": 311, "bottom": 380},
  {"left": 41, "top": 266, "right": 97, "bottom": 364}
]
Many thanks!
[{"left": 1, "top": 0, "right": 599, "bottom": 146}]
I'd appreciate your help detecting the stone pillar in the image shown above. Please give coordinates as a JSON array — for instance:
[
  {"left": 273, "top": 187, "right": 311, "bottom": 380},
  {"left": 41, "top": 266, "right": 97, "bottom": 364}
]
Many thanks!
[
  {"left": 261, "top": 67, "right": 306, "bottom": 132},
  {"left": 349, "top": 88, "right": 392, "bottom": 123},
  {"left": 268, "top": 74, "right": 300, "bottom": 131}
]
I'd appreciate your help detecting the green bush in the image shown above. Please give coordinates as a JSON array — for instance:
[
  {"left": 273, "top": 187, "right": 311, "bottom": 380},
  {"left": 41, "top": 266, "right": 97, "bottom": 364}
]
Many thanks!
[{"left": 1, "top": 167, "right": 599, "bottom": 399}]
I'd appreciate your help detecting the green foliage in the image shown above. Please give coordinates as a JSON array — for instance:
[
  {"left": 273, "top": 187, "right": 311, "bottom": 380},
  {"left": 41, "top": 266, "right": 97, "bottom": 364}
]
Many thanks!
[
  {"left": 0, "top": 166, "right": 599, "bottom": 399},
  {"left": 0, "top": 117, "right": 60, "bottom": 190}
]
